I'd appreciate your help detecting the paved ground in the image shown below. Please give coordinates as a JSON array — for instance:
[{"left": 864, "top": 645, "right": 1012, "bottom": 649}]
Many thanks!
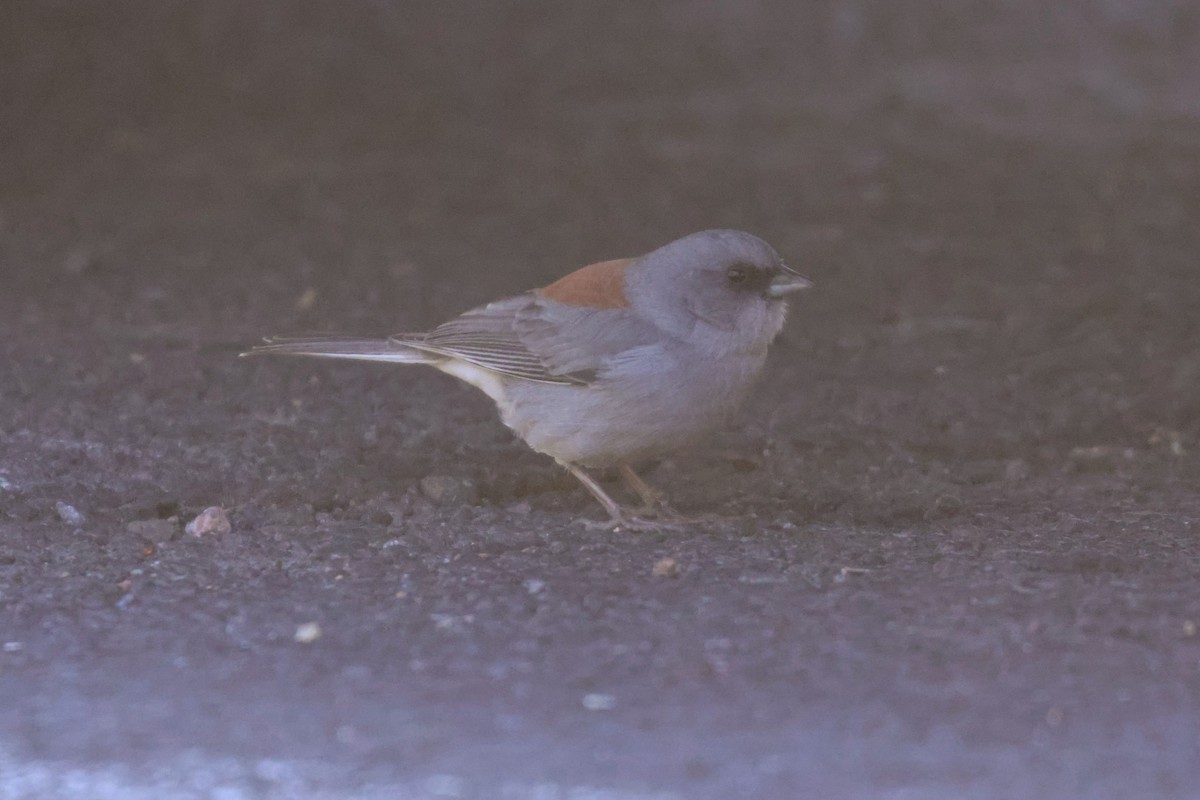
[{"left": 2, "top": 2, "right": 1199, "bottom": 798}]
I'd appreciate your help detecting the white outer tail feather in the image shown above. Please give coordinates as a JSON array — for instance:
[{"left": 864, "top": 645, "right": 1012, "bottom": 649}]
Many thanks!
[
  {"left": 241, "top": 337, "right": 433, "bottom": 364},
  {"left": 242, "top": 335, "right": 510, "bottom": 406}
]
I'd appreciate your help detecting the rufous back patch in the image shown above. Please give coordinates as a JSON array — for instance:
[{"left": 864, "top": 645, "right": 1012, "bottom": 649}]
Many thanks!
[{"left": 537, "top": 258, "right": 632, "bottom": 309}]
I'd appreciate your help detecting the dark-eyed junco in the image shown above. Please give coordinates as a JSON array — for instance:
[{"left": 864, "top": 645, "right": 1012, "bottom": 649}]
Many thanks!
[{"left": 244, "top": 229, "right": 811, "bottom": 529}]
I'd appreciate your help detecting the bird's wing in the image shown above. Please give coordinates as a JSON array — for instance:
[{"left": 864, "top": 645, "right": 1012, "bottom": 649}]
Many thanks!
[
  {"left": 513, "top": 294, "right": 666, "bottom": 380},
  {"left": 392, "top": 296, "right": 568, "bottom": 384},
  {"left": 391, "top": 294, "right": 665, "bottom": 385}
]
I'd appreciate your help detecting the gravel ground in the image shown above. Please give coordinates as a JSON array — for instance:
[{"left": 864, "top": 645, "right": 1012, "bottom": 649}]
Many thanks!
[{"left": 2, "top": 2, "right": 1199, "bottom": 798}]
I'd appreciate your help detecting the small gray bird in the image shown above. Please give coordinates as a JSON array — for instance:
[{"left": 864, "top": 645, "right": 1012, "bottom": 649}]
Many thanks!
[{"left": 244, "top": 229, "right": 811, "bottom": 529}]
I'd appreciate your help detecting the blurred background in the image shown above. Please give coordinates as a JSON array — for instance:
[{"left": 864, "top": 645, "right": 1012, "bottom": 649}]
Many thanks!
[
  {"left": 2, "top": 2, "right": 1199, "bottom": 798},
  {"left": 5, "top": 0, "right": 1199, "bottom": 305}
]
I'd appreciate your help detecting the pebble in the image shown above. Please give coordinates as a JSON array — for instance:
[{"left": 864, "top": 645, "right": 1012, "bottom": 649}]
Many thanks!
[
  {"left": 652, "top": 558, "right": 681, "bottom": 578},
  {"left": 581, "top": 693, "right": 617, "bottom": 711},
  {"left": 186, "top": 506, "right": 232, "bottom": 537},
  {"left": 294, "top": 622, "right": 322, "bottom": 643},
  {"left": 367, "top": 508, "right": 394, "bottom": 526},
  {"left": 54, "top": 502, "right": 85, "bottom": 525},
  {"left": 294, "top": 287, "right": 318, "bottom": 311}
]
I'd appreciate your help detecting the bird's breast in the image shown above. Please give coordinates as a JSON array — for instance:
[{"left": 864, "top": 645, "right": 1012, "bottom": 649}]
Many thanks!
[{"left": 502, "top": 348, "right": 767, "bottom": 466}]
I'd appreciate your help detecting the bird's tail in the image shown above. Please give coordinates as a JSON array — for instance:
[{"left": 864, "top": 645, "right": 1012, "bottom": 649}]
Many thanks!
[{"left": 240, "top": 336, "right": 432, "bottom": 364}]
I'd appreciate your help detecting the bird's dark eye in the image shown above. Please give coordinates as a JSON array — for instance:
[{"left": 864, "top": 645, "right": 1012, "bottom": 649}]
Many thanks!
[{"left": 726, "top": 267, "right": 748, "bottom": 285}]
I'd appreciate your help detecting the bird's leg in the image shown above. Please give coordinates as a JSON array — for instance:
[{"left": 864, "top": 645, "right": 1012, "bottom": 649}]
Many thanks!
[
  {"left": 617, "top": 463, "right": 678, "bottom": 518},
  {"left": 561, "top": 462, "right": 626, "bottom": 522},
  {"left": 560, "top": 461, "right": 686, "bottom": 532}
]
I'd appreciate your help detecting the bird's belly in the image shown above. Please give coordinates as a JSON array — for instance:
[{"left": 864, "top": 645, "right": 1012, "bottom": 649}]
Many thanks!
[
  {"left": 501, "top": 355, "right": 764, "bottom": 466},
  {"left": 435, "top": 360, "right": 509, "bottom": 406}
]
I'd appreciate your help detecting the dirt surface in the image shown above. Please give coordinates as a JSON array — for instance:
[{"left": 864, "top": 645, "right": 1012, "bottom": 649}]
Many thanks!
[{"left": 2, "top": 2, "right": 1200, "bottom": 798}]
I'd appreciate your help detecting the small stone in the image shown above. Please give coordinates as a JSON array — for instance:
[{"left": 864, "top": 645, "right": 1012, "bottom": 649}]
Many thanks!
[
  {"left": 126, "top": 519, "right": 177, "bottom": 538},
  {"left": 294, "top": 288, "right": 318, "bottom": 312},
  {"left": 430, "top": 613, "right": 472, "bottom": 633},
  {"left": 726, "top": 456, "right": 760, "bottom": 473},
  {"left": 55, "top": 502, "right": 85, "bottom": 526},
  {"left": 652, "top": 557, "right": 681, "bottom": 578},
  {"left": 186, "top": 506, "right": 232, "bottom": 537},
  {"left": 835, "top": 566, "right": 871, "bottom": 582},
  {"left": 581, "top": 693, "right": 616, "bottom": 711},
  {"left": 419, "top": 475, "right": 478, "bottom": 506},
  {"left": 1184, "top": 620, "right": 1196, "bottom": 637},
  {"left": 523, "top": 579, "right": 545, "bottom": 594},
  {"left": 368, "top": 508, "right": 394, "bottom": 526},
  {"left": 294, "top": 622, "right": 322, "bottom": 643}
]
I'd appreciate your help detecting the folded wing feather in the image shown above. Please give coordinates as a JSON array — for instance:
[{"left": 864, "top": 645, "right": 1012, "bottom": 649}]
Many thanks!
[{"left": 390, "top": 294, "right": 667, "bottom": 386}]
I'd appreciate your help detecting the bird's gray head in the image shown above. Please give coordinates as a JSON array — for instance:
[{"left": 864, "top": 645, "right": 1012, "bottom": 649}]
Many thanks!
[{"left": 626, "top": 229, "right": 812, "bottom": 353}]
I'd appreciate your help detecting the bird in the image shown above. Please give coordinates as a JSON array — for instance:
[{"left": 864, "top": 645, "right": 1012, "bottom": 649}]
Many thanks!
[{"left": 243, "top": 229, "right": 812, "bottom": 530}]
